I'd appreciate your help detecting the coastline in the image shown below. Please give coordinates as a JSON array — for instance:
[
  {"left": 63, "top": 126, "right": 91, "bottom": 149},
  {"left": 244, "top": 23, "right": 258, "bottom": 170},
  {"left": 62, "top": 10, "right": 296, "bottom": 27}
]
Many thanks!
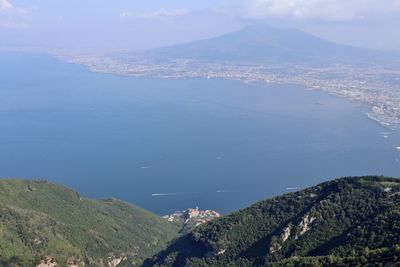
[{"left": 53, "top": 52, "right": 399, "bottom": 132}]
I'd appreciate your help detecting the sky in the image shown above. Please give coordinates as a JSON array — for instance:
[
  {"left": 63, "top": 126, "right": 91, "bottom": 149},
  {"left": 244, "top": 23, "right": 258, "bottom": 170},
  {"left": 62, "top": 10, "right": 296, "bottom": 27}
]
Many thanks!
[{"left": 1, "top": 0, "right": 400, "bottom": 51}]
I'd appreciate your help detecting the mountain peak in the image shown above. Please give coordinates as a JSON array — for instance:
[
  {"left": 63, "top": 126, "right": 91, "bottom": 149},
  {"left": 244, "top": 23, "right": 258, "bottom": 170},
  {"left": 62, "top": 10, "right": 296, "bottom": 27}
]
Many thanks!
[
  {"left": 240, "top": 24, "right": 301, "bottom": 35},
  {"left": 146, "top": 24, "right": 374, "bottom": 63}
]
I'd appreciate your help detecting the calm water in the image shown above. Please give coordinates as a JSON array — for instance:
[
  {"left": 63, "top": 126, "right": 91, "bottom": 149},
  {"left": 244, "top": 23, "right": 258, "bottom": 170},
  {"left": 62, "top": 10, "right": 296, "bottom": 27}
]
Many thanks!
[{"left": 1, "top": 52, "right": 400, "bottom": 214}]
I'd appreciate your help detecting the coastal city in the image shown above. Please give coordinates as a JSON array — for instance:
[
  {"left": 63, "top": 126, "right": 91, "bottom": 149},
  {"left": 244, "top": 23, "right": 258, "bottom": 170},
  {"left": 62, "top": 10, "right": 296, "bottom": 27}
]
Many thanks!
[{"left": 59, "top": 52, "right": 400, "bottom": 130}]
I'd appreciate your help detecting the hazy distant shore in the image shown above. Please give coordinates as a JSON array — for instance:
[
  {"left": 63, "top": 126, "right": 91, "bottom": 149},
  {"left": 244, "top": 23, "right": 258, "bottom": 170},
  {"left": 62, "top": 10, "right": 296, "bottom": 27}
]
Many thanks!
[{"left": 56, "top": 52, "right": 400, "bottom": 131}]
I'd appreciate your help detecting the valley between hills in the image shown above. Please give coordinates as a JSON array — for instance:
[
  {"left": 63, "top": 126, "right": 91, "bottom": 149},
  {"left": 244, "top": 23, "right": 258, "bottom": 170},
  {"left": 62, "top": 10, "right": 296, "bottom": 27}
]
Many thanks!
[{"left": 1, "top": 176, "right": 399, "bottom": 266}]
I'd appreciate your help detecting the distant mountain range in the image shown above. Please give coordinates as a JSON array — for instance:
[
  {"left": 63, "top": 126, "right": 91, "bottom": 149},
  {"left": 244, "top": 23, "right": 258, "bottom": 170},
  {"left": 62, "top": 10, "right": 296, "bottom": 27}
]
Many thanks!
[
  {"left": 143, "top": 24, "right": 391, "bottom": 64},
  {"left": 147, "top": 176, "right": 400, "bottom": 266}
]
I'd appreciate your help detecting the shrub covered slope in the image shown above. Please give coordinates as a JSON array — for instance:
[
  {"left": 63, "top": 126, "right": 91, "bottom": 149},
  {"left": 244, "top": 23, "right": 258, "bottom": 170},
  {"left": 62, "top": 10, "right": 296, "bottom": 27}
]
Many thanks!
[
  {"left": 0, "top": 179, "right": 179, "bottom": 267},
  {"left": 148, "top": 176, "right": 400, "bottom": 266}
]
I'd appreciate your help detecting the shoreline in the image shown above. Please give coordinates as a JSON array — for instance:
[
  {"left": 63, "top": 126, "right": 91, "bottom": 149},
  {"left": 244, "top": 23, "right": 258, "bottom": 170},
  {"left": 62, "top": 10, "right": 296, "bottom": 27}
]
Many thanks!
[{"left": 54, "top": 53, "right": 399, "bottom": 132}]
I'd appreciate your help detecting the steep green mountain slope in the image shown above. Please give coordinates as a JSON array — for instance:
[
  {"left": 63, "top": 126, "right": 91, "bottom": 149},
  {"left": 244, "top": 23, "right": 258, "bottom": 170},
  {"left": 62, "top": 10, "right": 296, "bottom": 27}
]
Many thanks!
[
  {"left": 148, "top": 176, "right": 400, "bottom": 266},
  {"left": 0, "top": 179, "right": 180, "bottom": 267}
]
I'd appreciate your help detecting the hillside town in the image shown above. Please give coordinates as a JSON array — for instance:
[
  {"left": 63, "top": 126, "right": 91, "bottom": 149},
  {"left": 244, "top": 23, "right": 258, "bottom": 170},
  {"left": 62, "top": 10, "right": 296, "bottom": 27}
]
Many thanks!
[{"left": 163, "top": 207, "right": 221, "bottom": 234}]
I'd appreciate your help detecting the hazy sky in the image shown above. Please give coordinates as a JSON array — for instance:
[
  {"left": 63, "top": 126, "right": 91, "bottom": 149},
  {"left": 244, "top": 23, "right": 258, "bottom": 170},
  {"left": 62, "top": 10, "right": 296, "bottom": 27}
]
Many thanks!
[{"left": 1, "top": 0, "right": 400, "bottom": 51}]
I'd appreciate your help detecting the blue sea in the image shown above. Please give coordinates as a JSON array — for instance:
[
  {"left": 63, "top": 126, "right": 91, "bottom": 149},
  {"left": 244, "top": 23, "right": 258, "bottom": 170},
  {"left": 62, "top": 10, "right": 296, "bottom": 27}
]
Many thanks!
[{"left": 1, "top": 52, "right": 400, "bottom": 214}]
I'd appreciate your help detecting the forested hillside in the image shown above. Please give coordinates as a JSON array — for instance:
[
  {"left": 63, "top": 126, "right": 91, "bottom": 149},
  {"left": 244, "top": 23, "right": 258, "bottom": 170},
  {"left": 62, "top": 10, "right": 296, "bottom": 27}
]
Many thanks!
[
  {"left": 0, "top": 179, "right": 179, "bottom": 267},
  {"left": 148, "top": 176, "right": 400, "bottom": 266}
]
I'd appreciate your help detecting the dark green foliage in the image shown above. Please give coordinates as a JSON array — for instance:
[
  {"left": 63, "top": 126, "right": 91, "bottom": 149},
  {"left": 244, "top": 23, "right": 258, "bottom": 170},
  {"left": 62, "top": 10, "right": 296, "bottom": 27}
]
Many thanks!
[
  {"left": 275, "top": 245, "right": 400, "bottom": 266},
  {"left": 0, "top": 179, "right": 180, "bottom": 266},
  {"left": 148, "top": 176, "right": 400, "bottom": 266}
]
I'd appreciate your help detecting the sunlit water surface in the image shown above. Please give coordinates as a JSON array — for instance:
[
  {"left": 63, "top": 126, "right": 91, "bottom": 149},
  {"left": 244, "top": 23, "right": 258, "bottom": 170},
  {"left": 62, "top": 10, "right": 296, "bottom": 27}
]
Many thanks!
[{"left": 1, "top": 53, "right": 400, "bottom": 214}]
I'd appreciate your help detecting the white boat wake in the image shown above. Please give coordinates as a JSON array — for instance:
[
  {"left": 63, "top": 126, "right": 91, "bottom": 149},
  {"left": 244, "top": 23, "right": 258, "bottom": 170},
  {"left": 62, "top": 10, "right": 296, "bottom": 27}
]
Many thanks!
[
  {"left": 216, "top": 190, "right": 232, "bottom": 193},
  {"left": 151, "top": 192, "right": 180, "bottom": 196}
]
